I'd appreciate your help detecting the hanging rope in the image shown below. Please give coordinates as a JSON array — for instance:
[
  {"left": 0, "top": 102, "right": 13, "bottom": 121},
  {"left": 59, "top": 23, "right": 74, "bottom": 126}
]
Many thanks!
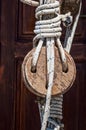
[
  {"left": 33, "top": 1, "right": 81, "bottom": 130},
  {"left": 21, "top": 0, "right": 82, "bottom": 130},
  {"left": 31, "top": 1, "right": 72, "bottom": 130},
  {"left": 46, "top": 2, "right": 82, "bottom": 130},
  {"left": 31, "top": 1, "right": 72, "bottom": 72},
  {"left": 64, "top": 0, "right": 82, "bottom": 53}
]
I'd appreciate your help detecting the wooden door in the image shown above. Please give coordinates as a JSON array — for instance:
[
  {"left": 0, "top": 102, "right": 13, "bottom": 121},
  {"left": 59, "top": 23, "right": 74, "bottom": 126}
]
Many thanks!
[{"left": 0, "top": 0, "right": 86, "bottom": 130}]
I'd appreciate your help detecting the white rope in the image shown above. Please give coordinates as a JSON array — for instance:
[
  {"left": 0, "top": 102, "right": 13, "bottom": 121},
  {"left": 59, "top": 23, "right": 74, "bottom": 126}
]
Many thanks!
[
  {"left": 35, "top": 13, "right": 71, "bottom": 25},
  {"left": 36, "top": 2, "right": 59, "bottom": 12},
  {"left": 48, "top": 118, "right": 60, "bottom": 130},
  {"left": 20, "top": 0, "right": 81, "bottom": 130},
  {"left": 56, "top": 38, "right": 68, "bottom": 72},
  {"left": 48, "top": 2, "right": 82, "bottom": 130},
  {"left": 32, "top": 2, "right": 70, "bottom": 70},
  {"left": 31, "top": 39, "right": 44, "bottom": 71},
  {"left": 20, "top": 0, "right": 39, "bottom": 6},
  {"left": 41, "top": 38, "right": 54, "bottom": 130},
  {"left": 31, "top": 0, "right": 44, "bottom": 71},
  {"left": 31, "top": 0, "right": 72, "bottom": 130},
  {"left": 64, "top": 1, "right": 82, "bottom": 53},
  {"left": 35, "top": 21, "right": 61, "bottom": 29}
]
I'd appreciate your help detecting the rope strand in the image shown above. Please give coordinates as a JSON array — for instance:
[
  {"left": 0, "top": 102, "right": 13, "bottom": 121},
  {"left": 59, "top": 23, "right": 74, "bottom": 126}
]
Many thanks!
[
  {"left": 32, "top": 1, "right": 72, "bottom": 130},
  {"left": 21, "top": 0, "right": 81, "bottom": 130}
]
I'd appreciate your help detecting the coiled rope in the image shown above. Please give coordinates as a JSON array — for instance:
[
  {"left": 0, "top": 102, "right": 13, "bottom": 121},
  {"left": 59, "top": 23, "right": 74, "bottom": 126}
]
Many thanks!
[
  {"left": 20, "top": 0, "right": 82, "bottom": 129},
  {"left": 32, "top": 2, "right": 71, "bottom": 72},
  {"left": 31, "top": 1, "right": 72, "bottom": 130},
  {"left": 38, "top": 95, "right": 64, "bottom": 130}
]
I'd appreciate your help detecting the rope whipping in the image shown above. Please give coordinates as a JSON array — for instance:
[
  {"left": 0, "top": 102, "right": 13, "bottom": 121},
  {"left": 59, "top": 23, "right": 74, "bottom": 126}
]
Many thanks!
[
  {"left": 20, "top": 0, "right": 82, "bottom": 129},
  {"left": 31, "top": 0, "right": 72, "bottom": 130}
]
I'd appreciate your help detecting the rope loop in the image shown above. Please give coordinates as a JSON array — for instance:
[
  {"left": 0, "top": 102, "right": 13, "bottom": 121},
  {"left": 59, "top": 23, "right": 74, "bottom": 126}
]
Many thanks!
[
  {"left": 20, "top": 0, "right": 39, "bottom": 6},
  {"left": 31, "top": 1, "right": 72, "bottom": 130},
  {"left": 20, "top": 0, "right": 82, "bottom": 130},
  {"left": 33, "top": 3, "right": 72, "bottom": 46},
  {"left": 32, "top": 1, "right": 72, "bottom": 74}
]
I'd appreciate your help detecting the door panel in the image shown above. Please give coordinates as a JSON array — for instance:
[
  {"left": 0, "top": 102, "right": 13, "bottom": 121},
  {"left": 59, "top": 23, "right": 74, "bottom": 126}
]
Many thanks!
[{"left": 0, "top": 0, "right": 86, "bottom": 130}]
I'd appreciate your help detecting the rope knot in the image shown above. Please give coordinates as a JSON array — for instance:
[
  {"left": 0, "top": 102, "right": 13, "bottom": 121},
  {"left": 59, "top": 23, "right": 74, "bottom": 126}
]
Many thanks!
[
  {"left": 32, "top": 1, "right": 70, "bottom": 129},
  {"left": 33, "top": 1, "right": 62, "bottom": 46},
  {"left": 33, "top": 3, "right": 72, "bottom": 47}
]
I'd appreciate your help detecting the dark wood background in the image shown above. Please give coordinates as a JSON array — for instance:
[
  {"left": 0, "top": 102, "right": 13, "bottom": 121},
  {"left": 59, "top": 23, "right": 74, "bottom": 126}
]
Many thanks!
[{"left": 0, "top": 0, "right": 86, "bottom": 130}]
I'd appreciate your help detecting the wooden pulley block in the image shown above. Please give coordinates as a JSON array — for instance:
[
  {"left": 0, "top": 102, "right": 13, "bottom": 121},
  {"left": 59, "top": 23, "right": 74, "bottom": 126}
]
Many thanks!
[{"left": 22, "top": 47, "right": 76, "bottom": 97}]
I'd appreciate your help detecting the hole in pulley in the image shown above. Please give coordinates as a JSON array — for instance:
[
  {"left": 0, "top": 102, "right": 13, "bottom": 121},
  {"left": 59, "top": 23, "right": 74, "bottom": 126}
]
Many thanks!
[
  {"left": 31, "top": 65, "right": 37, "bottom": 73},
  {"left": 62, "top": 62, "right": 68, "bottom": 73}
]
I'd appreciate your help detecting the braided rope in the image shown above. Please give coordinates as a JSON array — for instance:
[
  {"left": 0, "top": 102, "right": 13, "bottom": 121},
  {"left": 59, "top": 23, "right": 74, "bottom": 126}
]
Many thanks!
[
  {"left": 34, "top": 1, "right": 81, "bottom": 130},
  {"left": 47, "top": 2, "right": 82, "bottom": 130},
  {"left": 20, "top": 0, "right": 82, "bottom": 130},
  {"left": 64, "top": 1, "right": 82, "bottom": 53},
  {"left": 32, "top": 1, "right": 71, "bottom": 73},
  {"left": 20, "top": 0, "right": 39, "bottom": 6},
  {"left": 31, "top": 1, "right": 72, "bottom": 130}
]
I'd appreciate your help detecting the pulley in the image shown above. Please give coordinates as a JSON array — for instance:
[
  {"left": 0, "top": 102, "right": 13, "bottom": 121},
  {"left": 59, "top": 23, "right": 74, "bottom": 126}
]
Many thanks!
[
  {"left": 20, "top": 0, "right": 82, "bottom": 129},
  {"left": 22, "top": 46, "right": 76, "bottom": 97}
]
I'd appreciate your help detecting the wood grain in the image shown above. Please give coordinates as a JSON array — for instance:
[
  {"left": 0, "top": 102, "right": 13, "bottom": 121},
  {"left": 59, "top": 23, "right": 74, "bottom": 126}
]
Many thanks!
[{"left": 22, "top": 47, "right": 76, "bottom": 97}]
